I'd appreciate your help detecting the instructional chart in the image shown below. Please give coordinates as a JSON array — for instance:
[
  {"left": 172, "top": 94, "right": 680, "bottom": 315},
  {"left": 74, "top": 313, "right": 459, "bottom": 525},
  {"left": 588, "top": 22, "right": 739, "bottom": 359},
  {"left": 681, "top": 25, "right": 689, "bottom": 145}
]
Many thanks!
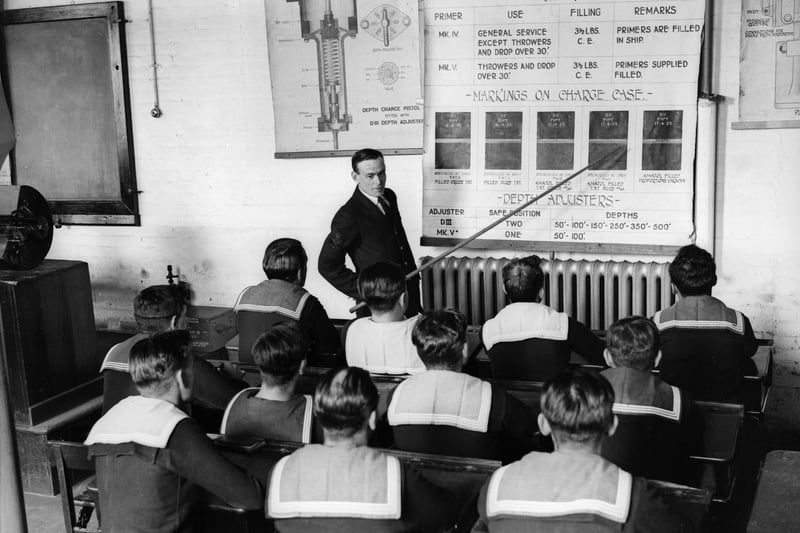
[
  {"left": 421, "top": 0, "right": 705, "bottom": 251},
  {"left": 264, "top": 0, "right": 423, "bottom": 156},
  {"left": 736, "top": 0, "right": 800, "bottom": 128}
]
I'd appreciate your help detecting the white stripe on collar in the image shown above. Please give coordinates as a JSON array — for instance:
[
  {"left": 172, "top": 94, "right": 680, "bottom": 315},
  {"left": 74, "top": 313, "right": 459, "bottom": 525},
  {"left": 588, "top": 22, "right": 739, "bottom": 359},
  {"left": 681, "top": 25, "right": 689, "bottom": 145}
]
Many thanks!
[
  {"left": 234, "top": 292, "right": 310, "bottom": 321},
  {"left": 387, "top": 376, "right": 492, "bottom": 432},
  {"left": 654, "top": 310, "right": 744, "bottom": 334},
  {"left": 613, "top": 386, "right": 682, "bottom": 421},
  {"left": 301, "top": 395, "right": 313, "bottom": 444},
  {"left": 85, "top": 396, "right": 189, "bottom": 449},
  {"left": 268, "top": 454, "right": 402, "bottom": 519},
  {"left": 219, "top": 387, "right": 258, "bottom": 434},
  {"left": 486, "top": 464, "right": 632, "bottom": 522}
]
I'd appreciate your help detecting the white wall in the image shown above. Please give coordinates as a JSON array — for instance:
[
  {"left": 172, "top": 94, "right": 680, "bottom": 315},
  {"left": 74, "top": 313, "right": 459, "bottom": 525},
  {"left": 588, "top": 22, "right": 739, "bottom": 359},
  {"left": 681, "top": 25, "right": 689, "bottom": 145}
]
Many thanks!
[
  {"left": 712, "top": 0, "right": 800, "bottom": 377},
  {"left": 5, "top": 1, "right": 800, "bottom": 376}
]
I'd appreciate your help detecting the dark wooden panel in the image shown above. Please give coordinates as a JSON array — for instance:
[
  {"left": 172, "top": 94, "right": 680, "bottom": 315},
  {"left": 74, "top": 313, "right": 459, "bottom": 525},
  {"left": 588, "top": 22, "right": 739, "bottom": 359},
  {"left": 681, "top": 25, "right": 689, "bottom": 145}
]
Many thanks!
[
  {"left": 0, "top": 260, "right": 98, "bottom": 424},
  {"left": 3, "top": 2, "right": 138, "bottom": 225}
]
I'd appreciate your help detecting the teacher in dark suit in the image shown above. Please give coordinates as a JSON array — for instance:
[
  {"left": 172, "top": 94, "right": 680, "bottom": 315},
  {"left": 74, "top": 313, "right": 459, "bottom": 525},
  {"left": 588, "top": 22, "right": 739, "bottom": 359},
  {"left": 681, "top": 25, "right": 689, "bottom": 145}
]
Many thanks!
[{"left": 319, "top": 148, "right": 421, "bottom": 317}]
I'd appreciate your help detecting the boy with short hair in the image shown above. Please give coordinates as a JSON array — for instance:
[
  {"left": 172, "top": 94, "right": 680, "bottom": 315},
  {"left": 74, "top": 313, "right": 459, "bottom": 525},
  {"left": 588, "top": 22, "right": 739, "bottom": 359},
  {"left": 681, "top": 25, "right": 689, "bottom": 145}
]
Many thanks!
[
  {"left": 235, "top": 237, "right": 341, "bottom": 364},
  {"left": 384, "top": 309, "right": 539, "bottom": 461},
  {"left": 343, "top": 261, "right": 425, "bottom": 374},
  {"left": 481, "top": 255, "right": 605, "bottom": 381},
  {"left": 100, "top": 284, "right": 245, "bottom": 416},
  {"left": 220, "top": 322, "right": 318, "bottom": 443},
  {"left": 266, "top": 367, "right": 457, "bottom": 532},
  {"left": 87, "top": 330, "right": 263, "bottom": 532},
  {"left": 476, "top": 368, "right": 690, "bottom": 532},
  {"left": 654, "top": 244, "right": 758, "bottom": 402},
  {"left": 600, "top": 316, "right": 700, "bottom": 484}
]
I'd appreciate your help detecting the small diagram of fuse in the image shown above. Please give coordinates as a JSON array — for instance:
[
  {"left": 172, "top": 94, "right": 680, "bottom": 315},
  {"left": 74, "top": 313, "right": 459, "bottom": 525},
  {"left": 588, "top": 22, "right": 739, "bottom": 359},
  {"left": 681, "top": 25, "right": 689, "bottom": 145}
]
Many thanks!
[{"left": 761, "top": 0, "right": 800, "bottom": 108}]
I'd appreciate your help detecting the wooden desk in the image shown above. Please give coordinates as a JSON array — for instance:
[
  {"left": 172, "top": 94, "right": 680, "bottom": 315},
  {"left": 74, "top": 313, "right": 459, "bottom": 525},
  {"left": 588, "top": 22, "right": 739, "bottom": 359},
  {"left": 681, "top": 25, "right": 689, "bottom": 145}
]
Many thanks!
[{"left": 747, "top": 450, "right": 800, "bottom": 532}]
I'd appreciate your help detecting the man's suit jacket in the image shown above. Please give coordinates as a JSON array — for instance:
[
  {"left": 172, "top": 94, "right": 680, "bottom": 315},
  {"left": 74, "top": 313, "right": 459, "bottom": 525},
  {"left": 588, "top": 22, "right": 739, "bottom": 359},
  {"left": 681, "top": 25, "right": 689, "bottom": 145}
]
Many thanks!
[{"left": 319, "top": 187, "right": 419, "bottom": 311}]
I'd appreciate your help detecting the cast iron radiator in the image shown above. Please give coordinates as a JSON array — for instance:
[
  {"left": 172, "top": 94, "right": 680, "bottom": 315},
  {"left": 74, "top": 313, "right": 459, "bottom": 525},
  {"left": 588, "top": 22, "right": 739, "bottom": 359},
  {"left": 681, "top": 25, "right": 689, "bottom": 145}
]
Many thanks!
[{"left": 419, "top": 256, "right": 674, "bottom": 329}]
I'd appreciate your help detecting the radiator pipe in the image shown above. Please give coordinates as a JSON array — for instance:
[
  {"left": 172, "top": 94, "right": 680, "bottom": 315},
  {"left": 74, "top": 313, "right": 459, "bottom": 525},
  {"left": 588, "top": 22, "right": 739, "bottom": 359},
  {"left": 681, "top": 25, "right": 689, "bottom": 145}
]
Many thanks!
[{"left": 348, "top": 146, "right": 627, "bottom": 314}]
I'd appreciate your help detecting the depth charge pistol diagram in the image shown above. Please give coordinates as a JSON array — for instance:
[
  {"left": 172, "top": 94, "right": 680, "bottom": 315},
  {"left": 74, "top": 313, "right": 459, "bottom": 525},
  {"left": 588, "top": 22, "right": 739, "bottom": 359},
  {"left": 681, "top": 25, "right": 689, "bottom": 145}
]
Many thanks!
[{"left": 288, "top": 1, "right": 411, "bottom": 148}]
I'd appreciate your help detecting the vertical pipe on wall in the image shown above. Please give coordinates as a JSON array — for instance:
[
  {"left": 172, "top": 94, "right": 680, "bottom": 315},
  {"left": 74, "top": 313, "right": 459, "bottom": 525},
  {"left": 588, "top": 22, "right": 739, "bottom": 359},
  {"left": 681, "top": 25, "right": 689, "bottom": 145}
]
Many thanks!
[
  {"left": 695, "top": 0, "right": 719, "bottom": 254},
  {"left": 0, "top": 311, "right": 28, "bottom": 533}
]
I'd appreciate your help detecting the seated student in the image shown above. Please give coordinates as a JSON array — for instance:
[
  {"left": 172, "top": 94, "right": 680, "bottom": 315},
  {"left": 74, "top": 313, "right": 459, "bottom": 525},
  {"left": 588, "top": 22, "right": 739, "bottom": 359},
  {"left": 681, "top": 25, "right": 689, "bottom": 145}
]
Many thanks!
[
  {"left": 100, "top": 284, "right": 245, "bottom": 417},
  {"left": 475, "top": 368, "right": 691, "bottom": 533},
  {"left": 600, "top": 316, "right": 701, "bottom": 485},
  {"left": 343, "top": 261, "right": 425, "bottom": 375},
  {"left": 87, "top": 330, "right": 263, "bottom": 532},
  {"left": 384, "top": 309, "right": 539, "bottom": 462},
  {"left": 220, "top": 323, "right": 319, "bottom": 443},
  {"left": 481, "top": 255, "right": 605, "bottom": 381},
  {"left": 235, "top": 238, "right": 342, "bottom": 365},
  {"left": 266, "top": 367, "right": 458, "bottom": 532},
  {"left": 653, "top": 244, "right": 758, "bottom": 402}
]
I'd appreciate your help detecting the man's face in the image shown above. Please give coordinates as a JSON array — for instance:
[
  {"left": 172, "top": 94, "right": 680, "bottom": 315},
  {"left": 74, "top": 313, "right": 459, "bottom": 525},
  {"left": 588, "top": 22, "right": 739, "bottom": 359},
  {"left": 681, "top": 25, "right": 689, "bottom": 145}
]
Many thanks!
[{"left": 352, "top": 157, "right": 387, "bottom": 198}]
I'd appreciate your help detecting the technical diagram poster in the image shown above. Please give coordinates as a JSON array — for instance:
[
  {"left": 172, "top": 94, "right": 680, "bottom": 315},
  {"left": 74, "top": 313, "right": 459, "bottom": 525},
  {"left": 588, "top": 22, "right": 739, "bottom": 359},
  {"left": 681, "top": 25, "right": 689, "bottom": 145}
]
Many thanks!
[
  {"left": 736, "top": 0, "right": 800, "bottom": 128},
  {"left": 422, "top": 0, "right": 705, "bottom": 252},
  {"left": 265, "top": 0, "right": 424, "bottom": 157}
]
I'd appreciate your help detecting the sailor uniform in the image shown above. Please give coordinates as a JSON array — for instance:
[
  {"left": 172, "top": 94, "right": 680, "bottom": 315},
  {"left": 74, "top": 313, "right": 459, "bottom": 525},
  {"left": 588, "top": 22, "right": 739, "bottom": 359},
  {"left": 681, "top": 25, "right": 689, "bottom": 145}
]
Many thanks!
[
  {"left": 653, "top": 295, "right": 758, "bottom": 402},
  {"left": 99, "top": 333, "right": 246, "bottom": 423},
  {"left": 482, "top": 302, "right": 605, "bottom": 381},
  {"left": 220, "top": 388, "right": 316, "bottom": 443},
  {"left": 235, "top": 279, "right": 342, "bottom": 362},
  {"left": 266, "top": 444, "right": 457, "bottom": 532},
  {"left": 385, "top": 370, "right": 538, "bottom": 461},
  {"left": 476, "top": 451, "right": 688, "bottom": 532},
  {"left": 343, "top": 316, "right": 425, "bottom": 375},
  {"left": 600, "top": 367, "right": 700, "bottom": 484},
  {"left": 100, "top": 332, "right": 147, "bottom": 412},
  {"left": 86, "top": 396, "right": 262, "bottom": 533}
]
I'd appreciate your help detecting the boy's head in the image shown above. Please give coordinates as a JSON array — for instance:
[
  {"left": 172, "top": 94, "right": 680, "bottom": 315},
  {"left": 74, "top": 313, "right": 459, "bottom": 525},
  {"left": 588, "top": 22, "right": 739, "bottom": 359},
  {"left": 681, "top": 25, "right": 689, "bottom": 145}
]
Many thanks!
[
  {"left": 502, "top": 255, "right": 544, "bottom": 303},
  {"left": 604, "top": 316, "right": 661, "bottom": 372},
  {"left": 411, "top": 309, "right": 468, "bottom": 370},
  {"left": 263, "top": 238, "right": 308, "bottom": 284},
  {"left": 314, "top": 367, "right": 378, "bottom": 441},
  {"left": 134, "top": 285, "right": 187, "bottom": 333},
  {"left": 669, "top": 244, "right": 716, "bottom": 296},
  {"left": 357, "top": 261, "right": 407, "bottom": 314},
  {"left": 539, "top": 368, "right": 616, "bottom": 449},
  {"left": 129, "top": 329, "right": 193, "bottom": 401},
  {"left": 252, "top": 322, "right": 308, "bottom": 387}
]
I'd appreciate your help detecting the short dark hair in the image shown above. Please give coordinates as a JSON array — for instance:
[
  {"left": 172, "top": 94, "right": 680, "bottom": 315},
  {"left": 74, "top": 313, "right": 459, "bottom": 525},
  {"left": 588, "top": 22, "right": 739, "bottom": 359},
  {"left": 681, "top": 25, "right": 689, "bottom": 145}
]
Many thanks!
[
  {"left": 351, "top": 148, "right": 384, "bottom": 173},
  {"left": 606, "top": 317, "right": 660, "bottom": 371},
  {"left": 540, "top": 368, "right": 615, "bottom": 444},
  {"left": 314, "top": 367, "right": 378, "bottom": 438},
  {"left": 129, "top": 330, "right": 192, "bottom": 395},
  {"left": 358, "top": 262, "right": 406, "bottom": 313},
  {"left": 669, "top": 244, "right": 717, "bottom": 296},
  {"left": 502, "top": 256, "right": 544, "bottom": 302},
  {"left": 412, "top": 309, "right": 468, "bottom": 369},
  {"left": 252, "top": 323, "right": 308, "bottom": 386},
  {"left": 262, "top": 238, "right": 307, "bottom": 282},
  {"left": 134, "top": 285, "right": 185, "bottom": 333}
]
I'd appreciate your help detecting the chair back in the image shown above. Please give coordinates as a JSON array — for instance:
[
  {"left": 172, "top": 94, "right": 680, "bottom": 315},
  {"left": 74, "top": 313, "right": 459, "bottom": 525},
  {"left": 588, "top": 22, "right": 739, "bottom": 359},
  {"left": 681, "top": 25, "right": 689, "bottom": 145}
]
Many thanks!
[{"left": 48, "top": 440, "right": 99, "bottom": 533}]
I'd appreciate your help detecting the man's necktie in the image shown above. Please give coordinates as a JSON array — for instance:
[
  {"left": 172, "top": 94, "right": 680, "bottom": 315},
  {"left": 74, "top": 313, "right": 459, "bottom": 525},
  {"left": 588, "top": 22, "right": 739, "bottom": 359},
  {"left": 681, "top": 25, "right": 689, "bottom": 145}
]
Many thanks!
[{"left": 377, "top": 196, "right": 390, "bottom": 216}]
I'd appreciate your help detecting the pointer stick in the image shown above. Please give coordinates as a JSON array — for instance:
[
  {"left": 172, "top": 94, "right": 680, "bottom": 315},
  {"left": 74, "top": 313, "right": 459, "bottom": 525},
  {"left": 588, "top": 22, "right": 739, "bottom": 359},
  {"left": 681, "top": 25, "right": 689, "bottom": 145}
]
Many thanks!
[{"left": 348, "top": 146, "right": 626, "bottom": 314}]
